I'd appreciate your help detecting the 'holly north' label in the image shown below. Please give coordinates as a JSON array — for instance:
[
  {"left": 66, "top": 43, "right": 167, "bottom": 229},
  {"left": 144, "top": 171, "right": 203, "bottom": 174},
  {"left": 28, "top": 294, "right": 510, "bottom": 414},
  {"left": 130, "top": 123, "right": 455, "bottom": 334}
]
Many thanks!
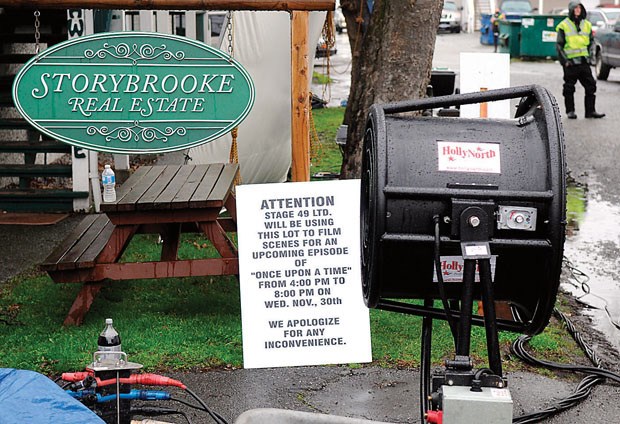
[{"left": 437, "top": 141, "right": 501, "bottom": 174}]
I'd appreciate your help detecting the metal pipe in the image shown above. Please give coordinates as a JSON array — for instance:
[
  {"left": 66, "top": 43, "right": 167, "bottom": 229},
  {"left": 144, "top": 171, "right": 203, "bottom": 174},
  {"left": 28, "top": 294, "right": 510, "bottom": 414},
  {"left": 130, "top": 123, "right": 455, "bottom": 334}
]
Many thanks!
[
  {"left": 381, "top": 234, "right": 552, "bottom": 250},
  {"left": 375, "top": 300, "right": 525, "bottom": 333},
  {"left": 381, "top": 85, "right": 546, "bottom": 114},
  {"left": 383, "top": 186, "right": 554, "bottom": 201}
]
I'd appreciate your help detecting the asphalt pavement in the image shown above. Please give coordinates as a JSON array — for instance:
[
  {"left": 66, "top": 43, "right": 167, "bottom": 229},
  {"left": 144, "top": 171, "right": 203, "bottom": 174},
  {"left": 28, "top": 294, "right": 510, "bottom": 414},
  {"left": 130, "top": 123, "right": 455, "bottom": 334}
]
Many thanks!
[{"left": 2, "top": 31, "right": 620, "bottom": 424}]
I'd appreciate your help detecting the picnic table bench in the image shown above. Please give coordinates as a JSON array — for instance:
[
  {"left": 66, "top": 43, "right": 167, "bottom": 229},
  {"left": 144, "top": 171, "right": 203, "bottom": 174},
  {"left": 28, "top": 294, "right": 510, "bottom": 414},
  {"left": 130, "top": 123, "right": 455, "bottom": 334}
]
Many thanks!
[{"left": 41, "top": 163, "right": 239, "bottom": 326}]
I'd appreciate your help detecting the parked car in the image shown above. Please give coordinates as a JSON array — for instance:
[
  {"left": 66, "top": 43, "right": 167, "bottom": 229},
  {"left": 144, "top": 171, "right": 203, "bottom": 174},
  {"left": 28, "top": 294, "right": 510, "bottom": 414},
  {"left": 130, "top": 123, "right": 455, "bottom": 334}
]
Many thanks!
[
  {"left": 500, "top": 0, "right": 533, "bottom": 18},
  {"left": 439, "top": 1, "right": 462, "bottom": 33},
  {"left": 548, "top": 7, "right": 568, "bottom": 15},
  {"left": 592, "top": 19, "right": 620, "bottom": 80},
  {"left": 587, "top": 7, "right": 620, "bottom": 36},
  {"left": 334, "top": 8, "right": 346, "bottom": 33}
]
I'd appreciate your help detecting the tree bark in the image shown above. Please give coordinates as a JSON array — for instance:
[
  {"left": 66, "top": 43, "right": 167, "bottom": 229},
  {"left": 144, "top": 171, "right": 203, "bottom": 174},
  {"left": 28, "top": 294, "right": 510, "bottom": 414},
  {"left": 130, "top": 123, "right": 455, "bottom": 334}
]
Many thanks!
[{"left": 340, "top": 0, "right": 442, "bottom": 179}]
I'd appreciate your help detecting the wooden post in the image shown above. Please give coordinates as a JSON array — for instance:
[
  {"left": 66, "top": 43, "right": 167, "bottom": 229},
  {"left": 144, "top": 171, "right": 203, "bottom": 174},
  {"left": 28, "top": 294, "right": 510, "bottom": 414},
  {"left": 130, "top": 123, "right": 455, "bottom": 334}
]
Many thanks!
[
  {"left": 290, "top": 10, "right": 310, "bottom": 182},
  {"left": 479, "top": 87, "right": 488, "bottom": 118}
]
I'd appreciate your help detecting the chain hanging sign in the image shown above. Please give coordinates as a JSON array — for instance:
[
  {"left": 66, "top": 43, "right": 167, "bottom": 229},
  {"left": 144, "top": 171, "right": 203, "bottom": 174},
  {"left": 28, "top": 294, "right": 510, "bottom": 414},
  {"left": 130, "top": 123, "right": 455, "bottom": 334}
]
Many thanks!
[{"left": 12, "top": 32, "right": 255, "bottom": 154}]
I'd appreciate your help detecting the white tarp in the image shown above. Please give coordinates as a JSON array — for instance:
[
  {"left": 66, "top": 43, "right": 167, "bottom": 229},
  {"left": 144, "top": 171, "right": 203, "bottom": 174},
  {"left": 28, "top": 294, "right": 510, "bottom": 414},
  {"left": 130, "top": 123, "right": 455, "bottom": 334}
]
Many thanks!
[{"left": 189, "top": 11, "right": 326, "bottom": 183}]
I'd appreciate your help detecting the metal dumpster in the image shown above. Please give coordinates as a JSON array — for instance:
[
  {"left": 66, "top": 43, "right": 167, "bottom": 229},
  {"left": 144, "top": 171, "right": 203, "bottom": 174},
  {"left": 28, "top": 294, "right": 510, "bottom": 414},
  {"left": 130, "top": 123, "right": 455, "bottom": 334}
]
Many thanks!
[
  {"left": 519, "top": 14, "right": 565, "bottom": 58},
  {"left": 498, "top": 19, "right": 521, "bottom": 57}
]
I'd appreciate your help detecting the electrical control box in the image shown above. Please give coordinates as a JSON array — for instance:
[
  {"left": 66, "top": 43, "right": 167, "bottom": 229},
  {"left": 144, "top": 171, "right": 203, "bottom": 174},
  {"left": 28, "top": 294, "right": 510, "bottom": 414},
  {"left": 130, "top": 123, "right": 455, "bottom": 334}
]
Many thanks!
[
  {"left": 497, "top": 205, "right": 537, "bottom": 231},
  {"left": 442, "top": 385, "right": 513, "bottom": 424}
]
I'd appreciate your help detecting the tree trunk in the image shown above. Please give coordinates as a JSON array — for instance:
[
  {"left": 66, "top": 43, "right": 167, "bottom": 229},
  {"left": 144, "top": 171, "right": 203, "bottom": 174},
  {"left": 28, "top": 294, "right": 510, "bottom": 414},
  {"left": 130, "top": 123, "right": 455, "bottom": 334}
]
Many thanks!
[{"left": 340, "top": 0, "right": 442, "bottom": 179}]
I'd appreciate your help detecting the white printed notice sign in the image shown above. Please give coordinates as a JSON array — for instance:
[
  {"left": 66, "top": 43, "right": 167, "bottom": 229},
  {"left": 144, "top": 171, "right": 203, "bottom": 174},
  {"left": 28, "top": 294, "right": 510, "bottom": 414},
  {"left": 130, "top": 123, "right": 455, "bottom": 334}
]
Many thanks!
[{"left": 236, "top": 179, "right": 372, "bottom": 369}]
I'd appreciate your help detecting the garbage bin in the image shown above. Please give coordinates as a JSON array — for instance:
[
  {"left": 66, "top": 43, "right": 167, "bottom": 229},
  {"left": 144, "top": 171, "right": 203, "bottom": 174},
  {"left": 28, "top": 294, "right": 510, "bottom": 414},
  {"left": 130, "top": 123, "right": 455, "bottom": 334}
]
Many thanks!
[
  {"left": 360, "top": 85, "right": 566, "bottom": 336},
  {"left": 430, "top": 69, "right": 456, "bottom": 97},
  {"left": 479, "top": 13, "right": 494, "bottom": 45},
  {"left": 498, "top": 19, "right": 521, "bottom": 57},
  {"left": 519, "top": 15, "right": 565, "bottom": 58}
]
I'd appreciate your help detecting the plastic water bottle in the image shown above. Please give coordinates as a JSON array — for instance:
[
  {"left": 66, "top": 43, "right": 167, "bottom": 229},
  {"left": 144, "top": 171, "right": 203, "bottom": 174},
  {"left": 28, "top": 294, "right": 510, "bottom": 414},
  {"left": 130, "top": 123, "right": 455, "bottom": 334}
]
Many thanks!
[
  {"left": 97, "top": 318, "right": 122, "bottom": 360},
  {"left": 102, "top": 164, "right": 116, "bottom": 202}
]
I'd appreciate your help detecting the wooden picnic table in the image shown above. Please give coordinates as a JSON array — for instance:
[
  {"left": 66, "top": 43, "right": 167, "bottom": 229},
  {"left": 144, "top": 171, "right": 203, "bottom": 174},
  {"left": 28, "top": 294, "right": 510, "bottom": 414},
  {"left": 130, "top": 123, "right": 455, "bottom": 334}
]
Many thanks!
[{"left": 42, "top": 163, "right": 239, "bottom": 325}]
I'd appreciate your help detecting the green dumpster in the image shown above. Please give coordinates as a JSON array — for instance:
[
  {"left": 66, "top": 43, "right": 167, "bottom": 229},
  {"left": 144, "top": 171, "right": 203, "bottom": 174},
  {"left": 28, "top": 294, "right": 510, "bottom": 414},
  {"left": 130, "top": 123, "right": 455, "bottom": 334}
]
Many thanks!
[
  {"left": 498, "top": 20, "right": 521, "bottom": 57},
  {"left": 519, "top": 15, "right": 565, "bottom": 58}
]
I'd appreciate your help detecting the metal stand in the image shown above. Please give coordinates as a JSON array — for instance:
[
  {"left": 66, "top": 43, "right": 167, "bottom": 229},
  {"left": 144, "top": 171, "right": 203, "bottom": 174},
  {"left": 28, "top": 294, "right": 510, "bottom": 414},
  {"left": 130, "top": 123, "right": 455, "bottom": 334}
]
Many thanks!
[
  {"left": 420, "top": 298, "right": 433, "bottom": 423},
  {"left": 422, "top": 206, "right": 511, "bottom": 424},
  {"left": 87, "top": 352, "right": 143, "bottom": 424}
]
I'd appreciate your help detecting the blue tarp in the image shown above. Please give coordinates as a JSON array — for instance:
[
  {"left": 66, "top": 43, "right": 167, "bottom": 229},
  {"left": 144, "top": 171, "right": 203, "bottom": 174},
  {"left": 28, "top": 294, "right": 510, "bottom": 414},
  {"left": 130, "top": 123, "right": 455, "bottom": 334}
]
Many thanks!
[{"left": 0, "top": 368, "right": 104, "bottom": 424}]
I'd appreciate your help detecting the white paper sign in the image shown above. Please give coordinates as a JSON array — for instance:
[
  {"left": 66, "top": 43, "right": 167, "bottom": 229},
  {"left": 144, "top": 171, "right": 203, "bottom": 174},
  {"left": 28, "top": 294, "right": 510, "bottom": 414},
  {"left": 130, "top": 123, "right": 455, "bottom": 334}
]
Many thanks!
[
  {"left": 459, "top": 52, "right": 510, "bottom": 119},
  {"left": 437, "top": 141, "right": 501, "bottom": 174},
  {"left": 236, "top": 179, "right": 372, "bottom": 369},
  {"left": 521, "top": 18, "right": 535, "bottom": 27}
]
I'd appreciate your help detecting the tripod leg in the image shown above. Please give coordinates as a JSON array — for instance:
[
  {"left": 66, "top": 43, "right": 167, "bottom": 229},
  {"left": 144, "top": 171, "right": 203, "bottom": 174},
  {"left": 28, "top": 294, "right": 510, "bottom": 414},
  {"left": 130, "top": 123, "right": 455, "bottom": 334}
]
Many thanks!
[
  {"left": 420, "top": 298, "right": 433, "bottom": 423},
  {"left": 456, "top": 259, "right": 476, "bottom": 357},
  {"left": 479, "top": 258, "right": 502, "bottom": 376}
]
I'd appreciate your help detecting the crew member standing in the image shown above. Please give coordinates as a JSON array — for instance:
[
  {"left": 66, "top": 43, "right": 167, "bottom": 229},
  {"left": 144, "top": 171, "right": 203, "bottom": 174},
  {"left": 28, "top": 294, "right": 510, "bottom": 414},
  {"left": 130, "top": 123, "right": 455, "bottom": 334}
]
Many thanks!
[
  {"left": 556, "top": 1, "right": 605, "bottom": 119},
  {"left": 491, "top": 8, "right": 505, "bottom": 53}
]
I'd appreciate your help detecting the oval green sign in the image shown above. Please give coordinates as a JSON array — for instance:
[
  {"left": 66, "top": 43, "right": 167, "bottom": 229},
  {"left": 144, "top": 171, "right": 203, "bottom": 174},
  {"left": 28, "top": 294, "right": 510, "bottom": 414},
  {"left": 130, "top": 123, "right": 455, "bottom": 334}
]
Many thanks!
[{"left": 12, "top": 32, "right": 255, "bottom": 154}]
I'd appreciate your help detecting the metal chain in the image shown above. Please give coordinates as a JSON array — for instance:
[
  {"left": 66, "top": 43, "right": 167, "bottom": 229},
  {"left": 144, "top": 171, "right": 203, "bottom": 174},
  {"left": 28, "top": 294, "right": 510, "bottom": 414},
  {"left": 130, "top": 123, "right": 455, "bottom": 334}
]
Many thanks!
[
  {"left": 225, "top": 11, "right": 239, "bottom": 184},
  {"left": 34, "top": 10, "right": 41, "bottom": 54},
  {"left": 226, "top": 10, "right": 234, "bottom": 59}
]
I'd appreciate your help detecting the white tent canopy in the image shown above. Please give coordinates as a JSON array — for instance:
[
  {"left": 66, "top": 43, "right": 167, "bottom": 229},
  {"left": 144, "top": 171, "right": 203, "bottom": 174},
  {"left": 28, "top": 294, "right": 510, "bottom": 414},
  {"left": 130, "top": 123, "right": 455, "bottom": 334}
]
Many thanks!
[{"left": 189, "top": 11, "right": 326, "bottom": 183}]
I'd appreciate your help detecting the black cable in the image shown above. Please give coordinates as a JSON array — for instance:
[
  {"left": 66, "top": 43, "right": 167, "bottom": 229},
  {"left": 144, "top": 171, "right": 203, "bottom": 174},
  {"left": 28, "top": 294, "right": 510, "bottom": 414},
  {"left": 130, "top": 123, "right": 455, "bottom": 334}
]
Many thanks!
[
  {"left": 511, "top": 308, "right": 620, "bottom": 423},
  {"left": 171, "top": 396, "right": 215, "bottom": 412},
  {"left": 184, "top": 387, "right": 229, "bottom": 424},
  {"left": 563, "top": 256, "right": 620, "bottom": 330},
  {"left": 433, "top": 215, "right": 458, "bottom": 345},
  {"left": 474, "top": 368, "right": 494, "bottom": 380},
  {"left": 130, "top": 406, "right": 192, "bottom": 424}
]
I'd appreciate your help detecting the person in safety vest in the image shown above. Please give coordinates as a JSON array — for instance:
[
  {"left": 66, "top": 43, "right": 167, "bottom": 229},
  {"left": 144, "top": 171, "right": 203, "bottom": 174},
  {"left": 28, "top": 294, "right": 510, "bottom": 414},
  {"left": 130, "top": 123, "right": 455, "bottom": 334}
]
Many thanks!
[
  {"left": 491, "top": 8, "right": 505, "bottom": 53},
  {"left": 556, "top": 1, "right": 605, "bottom": 119}
]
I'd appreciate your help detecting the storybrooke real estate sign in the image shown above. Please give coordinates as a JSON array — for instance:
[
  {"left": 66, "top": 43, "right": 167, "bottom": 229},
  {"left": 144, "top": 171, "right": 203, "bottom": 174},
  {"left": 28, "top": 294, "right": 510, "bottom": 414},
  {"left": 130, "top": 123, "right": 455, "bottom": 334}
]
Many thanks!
[{"left": 12, "top": 32, "right": 255, "bottom": 154}]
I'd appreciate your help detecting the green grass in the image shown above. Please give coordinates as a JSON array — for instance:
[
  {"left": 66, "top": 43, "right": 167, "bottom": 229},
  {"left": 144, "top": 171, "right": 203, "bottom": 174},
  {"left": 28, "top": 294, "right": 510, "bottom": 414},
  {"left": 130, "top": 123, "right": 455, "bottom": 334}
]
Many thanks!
[
  {"left": 312, "top": 71, "right": 332, "bottom": 85},
  {"left": 0, "top": 107, "right": 584, "bottom": 375},
  {"left": 0, "top": 237, "right": 582, "bottom": 375},
  {"left": 310, "top": 106, "right": 345, "bottom": 177},
  {"left": 566, "top": 183, "right": 586, "bottom": 228}
]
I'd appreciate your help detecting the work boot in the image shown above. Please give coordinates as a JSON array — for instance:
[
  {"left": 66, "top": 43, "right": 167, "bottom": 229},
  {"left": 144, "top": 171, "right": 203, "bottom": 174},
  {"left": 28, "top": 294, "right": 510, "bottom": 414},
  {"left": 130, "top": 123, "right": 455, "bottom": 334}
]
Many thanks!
[
  {"left": 584, "top": 95, "right": 604, "bottom": 118},
  {"left": 564, "top": 95, "right": 575, "bottom": 117}
]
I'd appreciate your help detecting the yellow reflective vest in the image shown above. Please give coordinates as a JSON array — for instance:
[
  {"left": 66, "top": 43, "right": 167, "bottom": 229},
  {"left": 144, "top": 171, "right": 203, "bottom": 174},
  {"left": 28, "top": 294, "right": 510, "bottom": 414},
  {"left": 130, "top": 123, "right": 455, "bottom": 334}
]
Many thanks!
[{"left": 556, "top": 18, "right": 592, "bottom": 59}]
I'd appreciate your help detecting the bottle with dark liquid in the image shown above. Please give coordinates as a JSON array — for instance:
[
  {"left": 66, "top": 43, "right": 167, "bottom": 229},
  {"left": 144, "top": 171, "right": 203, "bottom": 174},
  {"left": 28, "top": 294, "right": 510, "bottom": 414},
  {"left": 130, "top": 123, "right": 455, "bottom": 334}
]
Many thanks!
[{"left": 98, "top": 318, "right": 121, "bottom": 361}]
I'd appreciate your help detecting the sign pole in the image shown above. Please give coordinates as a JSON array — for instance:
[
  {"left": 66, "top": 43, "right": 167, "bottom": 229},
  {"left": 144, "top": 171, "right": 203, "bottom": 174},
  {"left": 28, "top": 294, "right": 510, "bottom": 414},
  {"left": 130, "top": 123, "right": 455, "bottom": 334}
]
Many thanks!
[
  {"left": 290, "top": 10, "right": 310, "bottom": 182},
  {"left": 67, "top": 8, "right": 95, "bottom": 212}
]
